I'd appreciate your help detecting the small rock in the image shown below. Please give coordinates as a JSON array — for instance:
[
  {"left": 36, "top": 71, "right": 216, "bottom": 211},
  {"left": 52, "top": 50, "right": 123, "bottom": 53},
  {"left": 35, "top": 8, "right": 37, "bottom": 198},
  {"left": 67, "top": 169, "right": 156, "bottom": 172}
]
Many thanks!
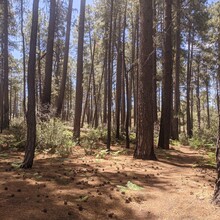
[
  {"left": 42, "top": 208, "right": 47, "bottom": 213},
  {"left": 78, "top": 206, "right": 83, "bottom": 211},
  {"left": 108, "top": 213, "right": 114, "bottom": 218}
]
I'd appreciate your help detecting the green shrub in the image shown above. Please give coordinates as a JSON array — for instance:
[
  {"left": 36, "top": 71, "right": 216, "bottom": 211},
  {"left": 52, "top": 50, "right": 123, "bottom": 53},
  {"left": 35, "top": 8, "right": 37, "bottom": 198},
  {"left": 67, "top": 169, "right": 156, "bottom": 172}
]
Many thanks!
[
  {"left": 10, "top": 118, "right": 26, "bottom": 148},
  {"left": 179, "top": 133, "right": 189, "bottom": 146},
  {"left": 37, "top": 119, "right": 74, "bottom": 155}
]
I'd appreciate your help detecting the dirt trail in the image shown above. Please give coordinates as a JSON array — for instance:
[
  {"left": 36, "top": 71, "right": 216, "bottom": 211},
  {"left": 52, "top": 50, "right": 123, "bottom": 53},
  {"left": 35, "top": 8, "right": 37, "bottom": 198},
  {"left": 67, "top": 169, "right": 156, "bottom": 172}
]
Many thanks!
[{"left": 0, "top": 144, "right": 220, "bottom": 220}]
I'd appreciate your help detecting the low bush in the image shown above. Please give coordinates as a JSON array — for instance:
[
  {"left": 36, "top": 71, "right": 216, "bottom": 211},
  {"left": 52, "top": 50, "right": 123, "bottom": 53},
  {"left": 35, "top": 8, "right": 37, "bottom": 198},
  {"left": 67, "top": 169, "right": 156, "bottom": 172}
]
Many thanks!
[
  {"left": 37, "top": 119, "right": 74, "bottom": 155},
  {"left": 10, "top": 118, "right": 26, "bottom": 148}
]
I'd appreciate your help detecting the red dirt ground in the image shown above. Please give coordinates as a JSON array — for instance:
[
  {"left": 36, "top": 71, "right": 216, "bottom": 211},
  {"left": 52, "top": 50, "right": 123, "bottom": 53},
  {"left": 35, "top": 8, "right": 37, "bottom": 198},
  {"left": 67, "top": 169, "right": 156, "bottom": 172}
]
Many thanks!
[{"left": 0, "top": 139, "right": 220, "bottom": 219}]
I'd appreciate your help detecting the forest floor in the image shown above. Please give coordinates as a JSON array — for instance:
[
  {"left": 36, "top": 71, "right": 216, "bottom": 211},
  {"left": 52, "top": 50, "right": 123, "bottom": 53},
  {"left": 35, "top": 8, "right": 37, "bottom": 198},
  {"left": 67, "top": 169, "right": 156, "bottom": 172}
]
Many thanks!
[{"left": 0, "top": 131, "right": 220, "bottom": 220}]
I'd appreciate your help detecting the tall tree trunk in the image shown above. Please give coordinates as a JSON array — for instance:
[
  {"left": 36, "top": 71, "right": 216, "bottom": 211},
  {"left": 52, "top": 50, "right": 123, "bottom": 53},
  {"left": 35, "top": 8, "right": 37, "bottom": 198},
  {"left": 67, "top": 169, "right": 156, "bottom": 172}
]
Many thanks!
[
  {"left": 186, "top": 23, "right": 194, "bottom": 138},
  {"left": 21, "top": 0, "right": 39, "bottom": 169},
  {"left": 37, "top": 33, "right": 42, "bottom": 105},
  {"left": 214, "top": 30, "right": 220, "bottom": 205},
  {"left": 196, "top": 59, "right": 201, "bottom": 131},
  {"left": 121, "top": 3, "right": 127, "bottom": 133},
  {"left": 134, "top": 0, "right": 156, "bottom": 160},
  {"left": 205, "top": 76, "right": 210, "bottom": 129},
  {"left": 125, "top": 67, "right": 130, "bottom": 149},
  {"left": 41, "top": 0, "right": 56, "bottom": 111},
  {"left": 3, "top": 0, "right": 9, "bottom": 129},
  {"left": 74, "top": 0, "right": 86, "bottom": 140},
  {"left": 103, "top": 37, "right": 108, "bottom": 124},
  {"left": 172, "top": 0, "right": 181, "bottom": 140},
  {"left": 130, "top": 10, "right": 136, "bottom": 128},
  {"left": 152, "top": 0, "right": 158, "bottom": 123},
  {"left": 106, "top": 0, "right": 114, "bottom": 151},
  {"left": 115, "top": 14, "right": 122, "bottom": 140},
  {"left": 158, "top": 0, "right": 173, "bottom": 149},
  {"left": 93, "top": 57, "right": 105, "bottom": 128},
  {"left": 21, "top": 0, "right": 26, "bottom": 116},
  {"left": 56, "top": 0, "right": 73, "bottom": 117},
  {"left": 134, "top": 6, "right": 139, "bottom": 127},
  {"left": 81, "top": 40, "right": 96, "bottom": 127},
  {"left": 0, "top": 61, "right": 3, "bottom": 133}
]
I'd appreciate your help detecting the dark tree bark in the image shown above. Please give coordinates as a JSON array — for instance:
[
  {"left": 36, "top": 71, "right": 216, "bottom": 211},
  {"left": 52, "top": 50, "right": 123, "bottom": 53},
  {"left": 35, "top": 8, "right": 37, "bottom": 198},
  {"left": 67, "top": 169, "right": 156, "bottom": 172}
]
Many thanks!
[
  {"left": 21, "top": 0, "right": 26, "bottom": 116},
  {"left": 93, "top": 57, "right": 105, "bottom": 128},
  {"left": 196, "top": 58, "right": 201, "bottom": 131},
  {"left": 125, "top": 68, "right": 130, "bottom": 149},
  {"left": 2, "top": 0, "right": 9, "bottom": 129},
  {"left": 214, "top": 31, "right": 220, "bottom": 205},
  {"left": 121, "top": 6, "right": 127, "bottom": 133},
  {"left": 130, "top": 10, "right": 137, "bottom": 128},
  {"left": 106, "top": 0, "right": 114, "bottom": 151},
  {"left": 103, "top": 34, "right": 108, "bottom": 124},
  {"left": 172, "top": 0, "right": 181, "bottom": 140},
  {"left": 74, "top": 0, "right": 86, "bottom": 140},
  {"left": 158, "top": 0, "right": 173, "bottom": 149},
  {"left": 81, "top": 39, "right": 96, "bottom": 127},
  {"left": 41, "top": 0, "right": 56, "bottom": 111},
  {"left": 37, "top": 32, "right": 42, "bottom": 104},
  {"left": 21, "top": 0, "right": 39, "bottom": 169},
  {"left": 56, "top": 0, "right": 73, "bottom": 116},
  {"left": 0, "top": 47, "right": 3, "bottom": 133},
  {"left": 152, "top": 0, "right": 158, "bottom": 123},
  {"left": 205, "top": 75, "right": 210, "bottom": 129},
  {"left": 115, "top": 13, "right": 122, "bottom": 140},
  {"left": 133, "top": 6, "right": 139, "bottom": 127},
  {"left": 134, "top": 0, "right": 156, "bottom": 160},
  {"left": 186, "top": 23, "right": 194, "bottom": 138}
]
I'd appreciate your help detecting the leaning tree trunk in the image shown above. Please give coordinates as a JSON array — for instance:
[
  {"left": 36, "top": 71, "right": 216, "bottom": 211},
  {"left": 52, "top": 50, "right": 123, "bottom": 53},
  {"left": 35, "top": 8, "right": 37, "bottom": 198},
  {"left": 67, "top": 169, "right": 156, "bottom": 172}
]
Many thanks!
[{"left": 21, "top": 0, "right": 39, "bottom": 169}]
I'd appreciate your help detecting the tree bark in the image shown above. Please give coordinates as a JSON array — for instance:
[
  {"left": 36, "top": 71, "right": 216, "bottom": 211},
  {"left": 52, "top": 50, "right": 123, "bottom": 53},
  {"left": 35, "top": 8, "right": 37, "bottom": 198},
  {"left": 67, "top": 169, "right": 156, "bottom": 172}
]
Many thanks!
[
  {"left": 74, "top": 0, "right": 86, "bottom": 140},
  {"left": 21, "top": 0, "right": 26, "bottom": 116},
  {"left": 205, "top": 75, "right": 210, "bottom": 129},
  {"left": 214, "top": 30, "right": 220, "bottom": 205},
  {"left": 134, "top": 0, "right": 156, "bottom": 160},
  {"left": 106, "top": 0, "right": 114, "bottom": 151},
  {"left": 172, "top": 0, "right": 181, "bottom": 140},
  {"left": 158, "top": 0, "right": 173, "bottom": 149},
  {"left": 21, "top": 0, "right": 39, "bottom": 169},
  {"left": 196, "top": 58, "right": 201, "bottom": 131},
  {"left": 186, "top": 23, "right": 194, "bottom": 138},
  {"left": 152, "top": 0, "right": 158, "bottom": 123},
  {"left": 115, "top": 13, "right": 122, "bottom": 140},
  {"left": 3, "top": 0, "right": 9, "bottom": 129},
  {"left": 56, "top": 0, "right": 73, "bottom": 117},
  {"left": 41, "top": 0, "right": 56, "bottom": 111}
]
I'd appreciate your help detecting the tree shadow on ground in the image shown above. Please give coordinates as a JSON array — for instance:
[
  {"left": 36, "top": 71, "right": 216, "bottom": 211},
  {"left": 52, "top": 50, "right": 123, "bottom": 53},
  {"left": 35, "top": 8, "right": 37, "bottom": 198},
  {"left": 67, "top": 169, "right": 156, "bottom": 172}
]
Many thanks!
[
  {"left": 0, "top": 154, "right": 161, "bottom": 220},
  {"left": 156, "top": 147, "right": 216, "bottom": 170}
]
